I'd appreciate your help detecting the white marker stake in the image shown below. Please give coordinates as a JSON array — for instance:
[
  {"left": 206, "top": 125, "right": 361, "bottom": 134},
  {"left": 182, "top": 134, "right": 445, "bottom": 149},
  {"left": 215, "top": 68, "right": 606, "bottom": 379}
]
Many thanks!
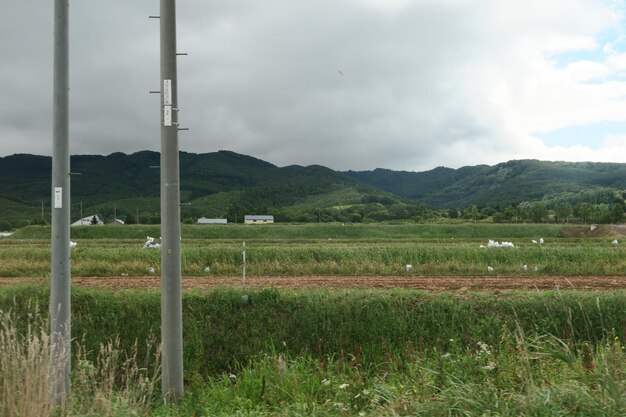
[{"left": 242, "top": 242, "right": 247, "bottom": 295}]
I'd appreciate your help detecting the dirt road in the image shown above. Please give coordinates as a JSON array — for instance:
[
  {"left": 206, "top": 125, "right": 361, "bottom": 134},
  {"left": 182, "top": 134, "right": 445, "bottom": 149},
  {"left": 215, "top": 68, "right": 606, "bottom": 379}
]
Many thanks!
[{"left": 1, "top": 275, "right": 625, "bottom": 291}]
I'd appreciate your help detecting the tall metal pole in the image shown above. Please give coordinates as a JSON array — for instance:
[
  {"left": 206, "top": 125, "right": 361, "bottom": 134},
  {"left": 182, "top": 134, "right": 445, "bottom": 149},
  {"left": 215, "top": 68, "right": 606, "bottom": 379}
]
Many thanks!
[
  {"left": 50, "top": 0, "right": 71, "bottom": 405},
  {"left": 160, "top": 0, "right": 183, "bottom": 401}
]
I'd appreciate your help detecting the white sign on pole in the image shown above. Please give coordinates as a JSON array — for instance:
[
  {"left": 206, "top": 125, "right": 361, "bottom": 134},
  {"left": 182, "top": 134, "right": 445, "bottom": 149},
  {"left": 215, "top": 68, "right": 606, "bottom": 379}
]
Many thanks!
[
  {"left": 164, "top": 106, "right": 172, "bottom": 126},
  {"left": 54, "top": 187, "right": 63, "bottom": 208},
  {"left": 163, "top": 79, "right": 172, "bottom": 106}
]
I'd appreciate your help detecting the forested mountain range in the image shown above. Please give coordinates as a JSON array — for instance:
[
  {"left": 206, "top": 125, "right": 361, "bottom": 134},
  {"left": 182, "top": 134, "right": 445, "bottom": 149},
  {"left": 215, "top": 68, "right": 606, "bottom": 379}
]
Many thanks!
[
  {"left": 0, "top": 151, "right": 624, "bottom": 229},
  {"left": 345, "top": 159, "right": 626, "bottom": 208}
]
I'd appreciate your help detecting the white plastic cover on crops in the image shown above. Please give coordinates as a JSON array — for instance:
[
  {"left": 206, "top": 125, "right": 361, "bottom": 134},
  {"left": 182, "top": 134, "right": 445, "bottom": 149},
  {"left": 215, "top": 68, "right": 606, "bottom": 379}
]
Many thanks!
[{"left": 480, "top": 240, "right": 514, "bottom": 248}]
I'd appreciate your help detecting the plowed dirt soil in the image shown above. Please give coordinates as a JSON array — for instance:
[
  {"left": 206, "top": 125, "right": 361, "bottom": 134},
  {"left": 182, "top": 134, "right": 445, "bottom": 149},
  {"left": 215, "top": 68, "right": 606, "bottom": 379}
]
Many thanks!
[{"left": 1, "top": 275, "right": 625, "bottom": 291}]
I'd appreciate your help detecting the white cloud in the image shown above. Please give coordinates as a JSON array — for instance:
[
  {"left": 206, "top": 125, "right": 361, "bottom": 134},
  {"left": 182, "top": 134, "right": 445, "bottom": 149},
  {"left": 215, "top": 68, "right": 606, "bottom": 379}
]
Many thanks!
[{"left": 603, "top": 133, "right": 626, "bottom": 147}]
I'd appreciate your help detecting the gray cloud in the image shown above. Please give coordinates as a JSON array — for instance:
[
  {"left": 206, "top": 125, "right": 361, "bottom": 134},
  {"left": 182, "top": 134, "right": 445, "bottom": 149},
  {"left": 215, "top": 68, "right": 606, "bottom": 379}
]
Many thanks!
[{"left": 1, "top": 1, "right": 624, "bottom": 171}]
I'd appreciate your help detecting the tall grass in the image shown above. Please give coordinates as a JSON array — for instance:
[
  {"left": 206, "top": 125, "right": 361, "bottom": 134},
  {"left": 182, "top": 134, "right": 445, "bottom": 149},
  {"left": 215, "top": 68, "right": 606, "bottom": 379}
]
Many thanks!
[
  {"left": 0, "top": 302, "right": 160, "bottom": 417},
  {"left": 1, "top": 286, "right": 624, "bottom": 377},
  {"left": 0, "top": 303, "right": 51, "bottom": 417},
  {"left": 164, "top": 330, "right": 625, "bottom": 416},
  {"left": 1, "top": 287, "right": 624, "bottom": 415}
]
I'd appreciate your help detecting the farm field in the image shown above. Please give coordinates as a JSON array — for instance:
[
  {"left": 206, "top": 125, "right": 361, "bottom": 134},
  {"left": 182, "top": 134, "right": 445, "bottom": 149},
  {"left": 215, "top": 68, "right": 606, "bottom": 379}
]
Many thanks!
[
  {"left": 1, "top": 223, "right": 625, "bottom": 416},
  {"left": 1, "top": 223, "right": 626, "bottom": 283}
]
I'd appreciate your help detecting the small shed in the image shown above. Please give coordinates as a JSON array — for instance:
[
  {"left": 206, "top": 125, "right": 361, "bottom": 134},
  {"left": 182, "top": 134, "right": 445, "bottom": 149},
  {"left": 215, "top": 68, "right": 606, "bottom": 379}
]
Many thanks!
[
  {"left": 244, "top": 215, "right": 274, "bottom": 224},
  {"left": 197, "top": 217, "right": 227, "bottom": 224},
  {"left": 109, "top": 218, "right": 125, "bottom": 225}
]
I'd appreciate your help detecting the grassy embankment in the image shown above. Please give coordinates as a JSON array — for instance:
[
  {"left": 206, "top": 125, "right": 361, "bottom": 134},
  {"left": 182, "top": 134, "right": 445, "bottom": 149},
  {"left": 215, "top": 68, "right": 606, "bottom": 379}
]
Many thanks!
[{"left": 1, "top": 285, "right": 625, "bottom": 416}]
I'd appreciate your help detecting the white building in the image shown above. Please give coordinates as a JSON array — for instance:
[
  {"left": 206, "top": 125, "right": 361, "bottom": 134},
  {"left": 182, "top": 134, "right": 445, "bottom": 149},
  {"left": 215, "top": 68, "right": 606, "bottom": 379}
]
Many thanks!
[
  {"left": 197, "top": 217, "right": 227, "bottom": 224},
  {"left": 71, "top": 214, "right": 103, "bottom": 226},
  {"left": 244, "top": 215, "right": 274, "bottom": 224}
]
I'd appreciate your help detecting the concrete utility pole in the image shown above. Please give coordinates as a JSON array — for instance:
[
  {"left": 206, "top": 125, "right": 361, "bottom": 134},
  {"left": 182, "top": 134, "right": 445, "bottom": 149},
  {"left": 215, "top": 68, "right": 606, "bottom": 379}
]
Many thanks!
[
  {"left": 160, "top": 0, "right": 184, "bottom": 401},
  {"left": 50, "top": 0, "right": 71, "bottom": 405}
]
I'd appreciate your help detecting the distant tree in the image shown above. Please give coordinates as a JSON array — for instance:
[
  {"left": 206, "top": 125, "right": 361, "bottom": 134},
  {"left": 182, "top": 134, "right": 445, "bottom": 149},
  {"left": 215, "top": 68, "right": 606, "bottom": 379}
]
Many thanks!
[
  {"left": 517, "top": 202, "right": 531, "bottom": 222},
  {"left": 470, "top": 205, "right": 479, "bottom": 222},
  {"left": 529, "top": 202, "right": 547, "bottom": 223},
  {"left": 591, "top": 204, "right": 611, "bottom": 223},
  {"left": 479, "top": 205, "right": 496, "bottom": 217},
  {"left": 415, "top": 203, "right": 432, "bottom": 221},
  {"left": 492, "top": 211, "right": 507, "bottom": 223},
  {"left": 504, "top": 206, "right": 518, "bottom": 222},
  {"left": 389, "top": 204, "right": 409, "bottom": 220},
  {"left": 363, "top": 204, "right": 391, "bottom": 221},
  {"left": 575, "top": 202, "right": 593, "bottom": 223},
  {"left": 610, "top": 203, "right": 624, "bottom": 223},
  {"left": 554, "top": 201, "right": 573, "bottom": 223}
]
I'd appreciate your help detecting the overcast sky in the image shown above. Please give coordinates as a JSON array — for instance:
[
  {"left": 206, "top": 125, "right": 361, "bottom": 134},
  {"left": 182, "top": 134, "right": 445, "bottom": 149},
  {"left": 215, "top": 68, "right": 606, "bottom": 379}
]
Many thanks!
[{"left": 1, "top": 0, "right": 625, "bottom": 172}]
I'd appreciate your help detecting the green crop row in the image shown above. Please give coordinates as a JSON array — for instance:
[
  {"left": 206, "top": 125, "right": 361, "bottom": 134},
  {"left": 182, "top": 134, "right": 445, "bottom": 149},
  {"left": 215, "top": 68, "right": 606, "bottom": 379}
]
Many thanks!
[{"left": 1, "top": 238, "right": 624, "bottom": 277}]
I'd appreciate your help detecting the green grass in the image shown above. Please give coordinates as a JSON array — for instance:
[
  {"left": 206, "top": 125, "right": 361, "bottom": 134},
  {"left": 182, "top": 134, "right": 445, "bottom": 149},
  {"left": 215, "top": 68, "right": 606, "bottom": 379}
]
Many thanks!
[
  {"left": 163, "top": 335, "right": 626, "bottom": 416},
  {"left": 1, "top": 286, "right": 624, "bottom": 416},
  {"left": 10, "top": 223, "right": 573, "bottom": 240},
  {"left": 1, "top": 286, "right": 624, "bottom": 376}
]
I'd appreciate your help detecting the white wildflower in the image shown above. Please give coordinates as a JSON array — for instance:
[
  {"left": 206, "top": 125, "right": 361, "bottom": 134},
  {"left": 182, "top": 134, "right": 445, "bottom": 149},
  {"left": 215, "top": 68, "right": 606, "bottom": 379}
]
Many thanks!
[
  {"left": 483, "top": 361, "right": 496, "bottom": 371},
  {"left": 477, "top": 341, "right": 492, "bottom": 355}
]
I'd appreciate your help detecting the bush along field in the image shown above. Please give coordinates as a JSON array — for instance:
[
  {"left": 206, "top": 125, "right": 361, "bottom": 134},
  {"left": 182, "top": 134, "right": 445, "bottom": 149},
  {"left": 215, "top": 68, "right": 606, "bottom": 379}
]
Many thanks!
[{"left": 0, "top": 286, "right": 624, "bottom": 416}]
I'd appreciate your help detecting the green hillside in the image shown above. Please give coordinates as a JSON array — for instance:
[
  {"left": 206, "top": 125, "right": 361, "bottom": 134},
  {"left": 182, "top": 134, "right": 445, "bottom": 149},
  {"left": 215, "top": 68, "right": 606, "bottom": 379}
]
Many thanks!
[
  {"left": 345, "top": 159, "right": 626, "bottom": 208},
  {"left": 1, "top": 152, "right": 625, "bottom": 229},
  {"left": 0, "top": 151, "right": 407, "bottom": 229}
]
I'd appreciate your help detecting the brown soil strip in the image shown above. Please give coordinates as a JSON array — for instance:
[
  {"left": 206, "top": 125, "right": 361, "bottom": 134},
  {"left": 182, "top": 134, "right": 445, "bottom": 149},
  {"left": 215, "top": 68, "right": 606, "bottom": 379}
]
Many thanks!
[{"left": 1, "top": 275, "right": 625, "bottom": 291}]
